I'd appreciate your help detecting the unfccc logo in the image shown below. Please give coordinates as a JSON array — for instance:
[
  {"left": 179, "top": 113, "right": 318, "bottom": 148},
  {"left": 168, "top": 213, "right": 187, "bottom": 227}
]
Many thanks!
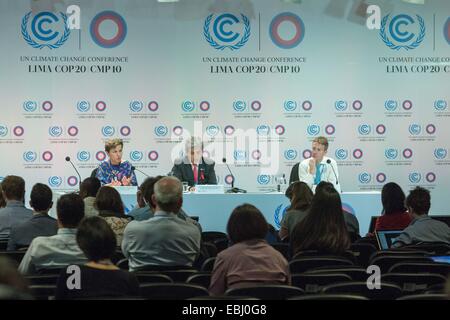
[
  {"left": 154, "top": 126, "right": 168, "bottom": 137},
  {"left": 181, "top": 101, "right": 195, "bottom": 112},
  {"left": 434, "top": 148, "right": 447, "bottom": 159},
  {"left": 102, "top": 126, "right": 115, "bottom": 137},
  {"left": 284, "top": 101, "right": 297, "bottom": 112},
  {"left": 335, "top": 100, "right": 362, "bottom": 111},
  {"left": 385, "top": 148, "right": 399, "bottom": 160},
  {"left": 385, "top": 100, "right": 413, "bottom": 111},
  {"left": 257, "top": 174, "right": 271, "bottom": 185},
  {"left": 49, "top": 126, "right": 63, "bottom": 137},
  {"left": 335, "top": 149, "right": 349, "bottom": 160},
  {"left": 48, "top": 176, "right": 62, "bottom": 187},
  {"left": 77, "top": 151, "right": 90, "bottom": 162},
  {"left": 269, "top": 12, "right": 305, "bottom": 49},
  {"left": 23, "top": 101, "right": 38, "bottom": 112},
  {"left": 409, "top": 172, "right": 421, "bottom": 183},
  {"left": 23, "top": 151, "right": 37, "bottom": 162},
  {"left": 77, "top": 101, "right": 90, "bottom": 112},
  {"left": 408, "top": 124, "right": 421, "bottom": 135},
  {"left": 284, "top": 149, "right": 298, "bottom": 161},
  {"left": 358, "top": 124, "right": 371, "bottom": 135},
  {"left": 204, "top": 13, "right": 250, "bottom": 50},
  {"left": 434, "top": 100, "right": 447, "bottom": 111},
  {"left": 130, "top": 151, "right": 143, "bottom": 162},
  {"left": 206, "top": 125, "right": 220, "bottom": 137},
  {"left": 380, "top": 14, "right": 425, "bottom": 50},
  {"left": 0, "top": 125, "right": 8, "bottom": 137},
  {"left": 307, "top": 125, "right": 320, "bottom": 136},
  {"left": 21, "top": 11, "right": 70, "bottom": 49},
  {"left": 358, "top": 173, "right": 372, "bottom": 184},
  {"left": 256, "top": 125, "right": 270, "bottom": 136},
  {"left": 129, "top": 101, "right": 143, "bottom": 112}
]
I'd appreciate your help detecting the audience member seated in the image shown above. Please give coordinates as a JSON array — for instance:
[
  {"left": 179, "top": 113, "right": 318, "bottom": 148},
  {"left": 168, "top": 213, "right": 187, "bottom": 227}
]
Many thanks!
[
  {"left": 392, "top": 186, "right": 450, "bottom": 248},
  {"left": 128, "top": 176, "right": 201, "bottom": 230},
  {"left": 291, "top": 183, "right": 351, "bottom": 256},
  {"left": 8, "top": 183, "right": 57, "bottom": 251},
  {"left": 55, "top": 216, "right": 139, "bottom": 299},
  {"left": 374, "top": 182, "right": 412, "bottom": 233},
  {"left": 0, "top": 257, "right": 30, "bottom": 299},
  {"left": 209, "top": 204, "right": 290, "bottom": 296},
  {"left": 0, "top": 175, "right": 33, "bottom": 237},
  {"left": 122, "top": 176, "right": 201, "bottom": 271},
  {"left": 0, "top": 182, "right": 6, "bottom": 209},
  {"left": 18, "top": 193, "right": 87, "bottom": 275},
  {"left": 79, "top": 177, "right": 101, "bottom": 217},
  {"left": 95, "top": 186, "right": 132, "bottom": 246},
  {"left": 279, "top": 181, "right": 313, "bottom": 241}
]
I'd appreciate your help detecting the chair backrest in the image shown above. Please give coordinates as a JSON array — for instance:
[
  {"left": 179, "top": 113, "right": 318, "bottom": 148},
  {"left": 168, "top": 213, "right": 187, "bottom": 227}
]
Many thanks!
[
  {"left": 291, "top": 273, "right": 352, "bottom": 293},
  {"left": 226, "top": 285, "right": 304, "bottom": 300},
  {"left": 29, "top": 284, "right": 57, "bottom": 300},
  {"left": 0, "top": 251, "right": 26, "bottom": 264},
  {"left": 139, "top": 283, "right": 209, "bottom": 300},
  {"left": 116, "top": 258, "right": 129, "bottom": 270},
  {"left": 0, "top": 239, "right": 9, "bottom": 251},
  {"left": 322, "top": 282, "right": 403, "bottom": 300},
  {"left": 381, "top": 273, "right": 447, "bottom": 293},
  {"left": 213, "top": 238, "right": 229, "bottom": 253},
  {"left": 349, "top": 242, "right": 378, "bottom": 267},
  {"left": 369, "top": 255, "right": 431, "bottom": 273},
  {"left": 388, "top": 262, "right": 450, "bottom": 277},
  {"left": 135, "top": 269, "right": 198, "bottom": 282},
  {"left": 397, "top": 293, "right": 448, "bottom": 300},
  {"left": 306, "top": 267, "right": 369, "bottom": 282},
  {"left": 186, "top": 273, "right": 212, "bottom": 289},
  {"left": 200, "top": 257, "right": 216, "bottom": 272},
  {"left": 111, "top": 250, "right": 125, "bottom": 265},
  {"left": 135, "top": 273, "right": 173, "bottom": 284},
  {"left": 402, "top": 242, "right": 450, "bottom": 255},
  {"left": 368, "top": 216, "right": 380, "bottom": 233},
  {"left": 288, "top": 294, "right": 369, "bottom": 301},
  {"left": 293, "top": 250, "right": 357, "bottom": 264},
  {"left": 289, "top": 257, "right": 354, "bottom": 273},
  {"left": 201, "top": 231, "right": 227, "bottom": 243},
  {"left": 36, "top": 268, "right": 64, "bottom": 275},
  {"left": 25, "top": 275, "right": 59, "bottom": 285},
  {"left": 271, "top": 243, "right": 290, "bottom": 260}
]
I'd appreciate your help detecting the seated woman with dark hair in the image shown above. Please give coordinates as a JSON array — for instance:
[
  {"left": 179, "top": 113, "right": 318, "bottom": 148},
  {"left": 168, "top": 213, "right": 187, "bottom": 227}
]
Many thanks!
[
  {"left": 55, "top": 216, "right": 139, "bottom": 299},
  {"left": 209, "top": 204, "right": 290, "bottom": 296},
  {"left": 279, "top": 181, "right": 313, "bottom": 241},
  {"left": 374, "top": 182, "right": 412, "bottom": 231},
  {"left": 95, "top": 186, "right": 132, "bottom": 246},
  {"left": 291, "top": 184, "right": 350, "bottom": 256}
]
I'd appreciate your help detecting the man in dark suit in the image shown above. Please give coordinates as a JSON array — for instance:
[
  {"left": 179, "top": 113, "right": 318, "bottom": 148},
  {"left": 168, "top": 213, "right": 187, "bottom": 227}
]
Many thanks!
[{"left": 171, "top": 137, "right": 217, "bottom": 187}]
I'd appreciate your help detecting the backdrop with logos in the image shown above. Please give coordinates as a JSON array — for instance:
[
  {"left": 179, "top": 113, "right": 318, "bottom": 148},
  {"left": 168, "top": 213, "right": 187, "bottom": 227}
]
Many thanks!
[{"left": 0, "top": 0, "right": 449, "bottom": 217}]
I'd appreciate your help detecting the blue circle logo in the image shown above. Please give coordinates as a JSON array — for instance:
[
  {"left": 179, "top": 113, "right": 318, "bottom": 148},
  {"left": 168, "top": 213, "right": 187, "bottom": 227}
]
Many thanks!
[
  {"left": 257, "top": 174, "right": 271, "bottom": 185},
  {"left": 102, "top": 126, "right": 115, "bottom": 137},
  {"left": 385, "top": 148, "right": 398, "bottom": 160},
  {"left": 256, "top": 125, "right": 270, "bottom": 136},
  {"left": 233, "top": 101, "right": 247, "bottom": 112},
  {"left": 307, "top": 124, "right": 320, "bottom": 136},
  {"left": 204, "top": 13, "right": 251, "bottom": 50},
  {"left": 284, "top": 100, "right": 297, "bottom": 112},
  {"left": 0, "top": 125, "right": 7, "bottom": 137},
  {"left": 77, "top": 151, "right": 90, "bottom": 162},
  {"left": 434, "top": 148, "right": 447, "bottom": 159},
  {"left": 385, "top": 100, "right": 398, "bottom": 111},
  {"left": 206, "top": 125, "right": 220, "bottom": 137},
  {"left": 23, "top": 101, "right": 37, "bottom": 112},
  {"left": 130, "top": 151, "right": 143, "bottom": 162},
  {"left": 434, "top": 100, "right": 447, "bottom": 111},
  {"left": 380, "top": 14, "right": 425, "bottom": 50},
  {"left": 358, "top": 124, "right": 371, "bottom": 135},
  {"left": 77, "top": 101, "right": 90, "bottom": 112},
  {"left": 48, "top": 176, "right": 62, "bottom": 187},
  {"left": 335, "top": 149, "right": 348, "bottom": 160},
  {"left": 409, "top": 172, "right": 421, "bottom": 183},
  {"left": 233, "top": 150, "right": 247, "bottom": 161},
  {"left": 23, "top": 151, "right": 37, "bottom": 162},
  {"left": 154, "top": 126, "right": 168, "bottom": 137},
  {"left": 129, "top": 101, "right": 143, "bottom": 112},
  {"left": 284, "top": 149, "right": 298, "bottom": 161},
  {"left": 181, "top": 101, "right": 195, "bottom": 112},
  {"left": 49, "top": 126, "right": 63, "bottom": 137},
  {"left": 335, "top": 100, "right": 348, "bottom": 111},
  {"left": 358, "top": 173, "right": 372, "bottom": 184},
  {"left": 21, "top": 11, "right": 70, "bottom": 49},
  {"left": 408, "top": 124, "right": 421, "bottom": 135}
]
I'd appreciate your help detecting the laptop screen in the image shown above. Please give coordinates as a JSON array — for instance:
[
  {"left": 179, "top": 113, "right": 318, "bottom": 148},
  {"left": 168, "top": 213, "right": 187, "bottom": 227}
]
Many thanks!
[{"left": 375, "top": 230, "right": 402, "bottom": 250}]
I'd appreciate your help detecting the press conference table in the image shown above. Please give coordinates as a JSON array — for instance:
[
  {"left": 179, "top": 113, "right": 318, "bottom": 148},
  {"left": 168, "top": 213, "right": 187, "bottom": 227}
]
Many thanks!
[{"left": 52, "top": 189, "right": 382, "bottom": 235}]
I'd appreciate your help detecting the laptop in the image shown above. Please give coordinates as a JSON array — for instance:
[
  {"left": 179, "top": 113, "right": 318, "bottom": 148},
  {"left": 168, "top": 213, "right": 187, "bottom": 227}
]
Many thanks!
[
  {"left": 375, "top": 230, "right": 403, "bottom": 250},
  {"left": 430, "top": 256, "right": 450, "bottom": 265}
]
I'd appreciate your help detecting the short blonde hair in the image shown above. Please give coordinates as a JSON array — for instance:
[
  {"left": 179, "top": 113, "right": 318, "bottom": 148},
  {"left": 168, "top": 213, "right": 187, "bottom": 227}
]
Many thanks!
[
  {"left": 313, "top": 136, "right": 329, "bottom": 151},
  {"left": 105, "top": 138, "right": 123, "bottom": 153}
]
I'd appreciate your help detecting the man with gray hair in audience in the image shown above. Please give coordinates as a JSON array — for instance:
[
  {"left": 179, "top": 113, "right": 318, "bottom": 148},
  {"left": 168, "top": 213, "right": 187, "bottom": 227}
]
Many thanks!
[{"left": 121, "top": 176, "right": 201, "bottom": 271}]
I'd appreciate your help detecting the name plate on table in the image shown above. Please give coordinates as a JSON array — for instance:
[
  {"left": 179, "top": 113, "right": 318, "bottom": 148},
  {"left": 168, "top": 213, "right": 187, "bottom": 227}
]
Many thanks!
[
  {"left": 194, "top": 184, "right": 225, "bottom": 194},
  {"left": 112, "top": 186, "right": 138, "bottom": 195}
]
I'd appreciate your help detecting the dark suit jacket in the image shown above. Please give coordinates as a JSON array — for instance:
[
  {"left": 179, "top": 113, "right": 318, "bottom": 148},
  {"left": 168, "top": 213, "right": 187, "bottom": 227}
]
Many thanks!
[
  {"left": 289, "top": 163, "right": 300, "bottom": 185},
  {"left": 171, "top": 157, "right": 217, "bottom": 187}
]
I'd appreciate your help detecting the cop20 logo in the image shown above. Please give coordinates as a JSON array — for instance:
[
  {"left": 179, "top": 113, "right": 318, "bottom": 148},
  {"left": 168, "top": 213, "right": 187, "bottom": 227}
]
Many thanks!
[
  {"left": 21, "top": 11, "right": 70, "bottom": 49},
  {"left": 380, "top": 14, "right": 425, "bottom": 50},
  {"left": 204, "top": 13, "right": 250, "bottom": 50},
  {"left": 257, "top": 174, "right": 270, "bottom": 185}
]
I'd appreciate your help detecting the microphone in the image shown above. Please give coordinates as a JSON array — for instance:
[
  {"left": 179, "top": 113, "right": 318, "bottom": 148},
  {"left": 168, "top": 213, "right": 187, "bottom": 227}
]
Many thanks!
[
  {"left": 222, "top": 158, "right": 246, "bottom": 193},
  {"left": 131, "top": 166, "right": 150, "bottom": 178},
  {"left": 326, "top": 159, "right": 339, "bottom": 186},
  {"left": 65, "top": 156, "right": 82, "bottom": 189}
]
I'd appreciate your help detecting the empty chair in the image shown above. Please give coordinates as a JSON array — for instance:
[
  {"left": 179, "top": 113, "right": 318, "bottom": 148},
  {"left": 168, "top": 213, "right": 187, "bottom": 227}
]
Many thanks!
[
  {"left": 369, "top": 255, "right": 431, "bottom": 273},
  {"left": 200, "top": 257, "right": 216, "bottom": 272},
  {"left": 139, "top": 283, "right": 208, "bottom": 300},
  {"left": 306, "top": 267, "right": 369, "bottom": 282},
  {"left": 322, "top": 282, "right": 403, "bottom": 300},
  {"left": 388, "top": 262, "right": 450, "bottom": 277},
  {"left": 349, "top": 243, "right": 378, "bottom": 267},
  {"left": 226, "top": 285, "right": 304, "bottom": 300},
  {"left": 397, "top": 293, "right": 448, "bottom": 300},
  {"left": 288, "top": 294, "right": 369, "bottom": 301},
  {"left": 135, "top": 273, "right": 172, "bottom": 284},
  {"left": 186, "top": 273, "right": 211, "bottom": 289},
  {"left": 382, "top": 273, "right": 447, "bottom": 293},
  {"left": 289, "top": 257, "right": 354, "bottom": 274},
  {"left": 291, "top": 273, "right": 352, "bottom": 293},
  {"left": 201, "top": 231, "right": 227, "bottom": 243}
]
